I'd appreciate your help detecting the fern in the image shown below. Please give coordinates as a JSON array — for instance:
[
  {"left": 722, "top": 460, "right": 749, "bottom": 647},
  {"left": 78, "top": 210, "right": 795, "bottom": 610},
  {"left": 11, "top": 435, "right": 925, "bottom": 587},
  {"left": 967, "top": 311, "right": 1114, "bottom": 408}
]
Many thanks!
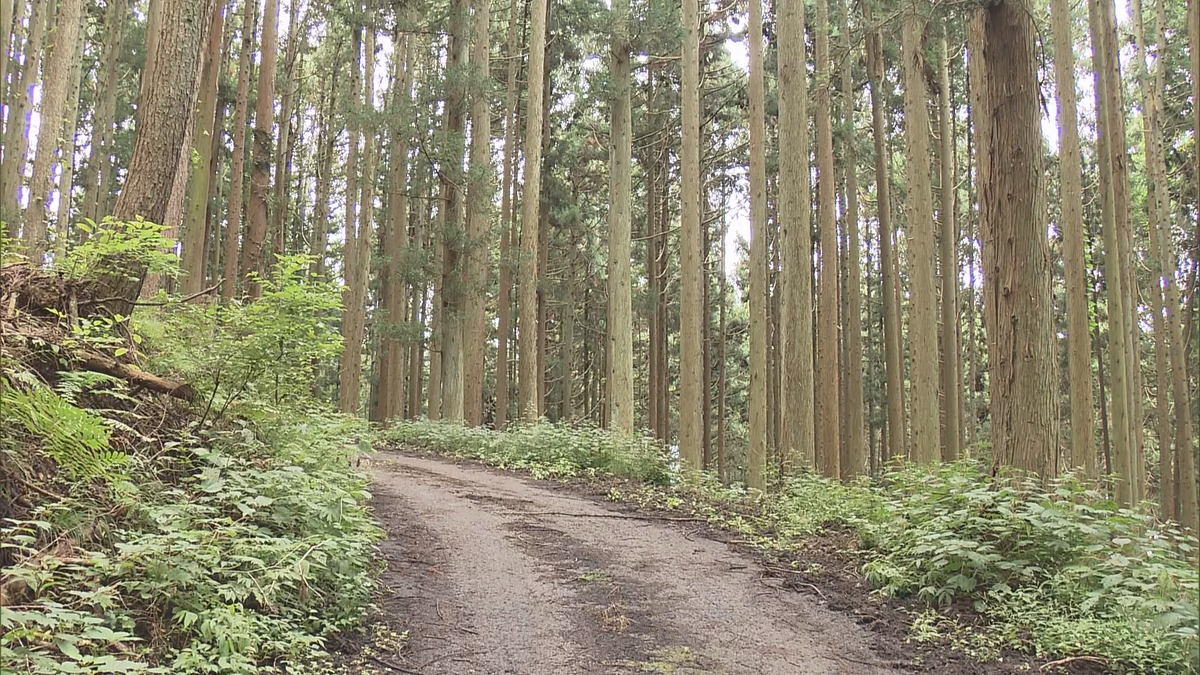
[{"left": 2, "top": 383, "right": 128, "bottom": 483}]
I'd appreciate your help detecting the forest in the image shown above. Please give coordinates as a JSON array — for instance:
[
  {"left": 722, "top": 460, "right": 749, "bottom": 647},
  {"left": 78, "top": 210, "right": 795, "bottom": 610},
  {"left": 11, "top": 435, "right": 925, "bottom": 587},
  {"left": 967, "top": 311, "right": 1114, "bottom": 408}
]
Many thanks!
[{"left": 0, "top": 0, "right": 1198, "bottom": 669}]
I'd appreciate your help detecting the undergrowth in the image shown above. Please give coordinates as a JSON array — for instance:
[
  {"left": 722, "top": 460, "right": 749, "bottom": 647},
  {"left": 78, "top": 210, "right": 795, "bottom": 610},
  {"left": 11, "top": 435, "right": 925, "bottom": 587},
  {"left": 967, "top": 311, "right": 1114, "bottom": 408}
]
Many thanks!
[
  {"left": 2, "top": 233, "right": 380, "bottom": 673},
  {"left": 383, "top": 419, "right": 671, "bottom": 485},
  {"left": 386, "top": 420, "right": 1200, "bottom": 673}
]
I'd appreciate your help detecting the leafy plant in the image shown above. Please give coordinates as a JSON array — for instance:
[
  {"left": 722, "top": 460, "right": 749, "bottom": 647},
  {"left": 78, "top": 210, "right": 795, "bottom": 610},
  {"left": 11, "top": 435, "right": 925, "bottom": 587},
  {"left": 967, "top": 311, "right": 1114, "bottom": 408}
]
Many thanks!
[
  {"left": 2, "top": 382, "right": 128, "bottom": 483},
  {"left": 1, "top": 413, "right": 381, "bottom": 674},
  {"left": 144, "top": 255, "right": 343, "bottom": 419},
  {"left": 57, "top": 217, "right": 179, "bottom": 282}
]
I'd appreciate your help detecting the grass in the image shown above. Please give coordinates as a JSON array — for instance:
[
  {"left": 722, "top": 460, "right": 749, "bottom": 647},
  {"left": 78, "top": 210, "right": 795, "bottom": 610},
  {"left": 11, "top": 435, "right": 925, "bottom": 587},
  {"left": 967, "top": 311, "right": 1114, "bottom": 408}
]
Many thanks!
[{"left": 382, "top": 419, "right": 1200, "bottom": 674}]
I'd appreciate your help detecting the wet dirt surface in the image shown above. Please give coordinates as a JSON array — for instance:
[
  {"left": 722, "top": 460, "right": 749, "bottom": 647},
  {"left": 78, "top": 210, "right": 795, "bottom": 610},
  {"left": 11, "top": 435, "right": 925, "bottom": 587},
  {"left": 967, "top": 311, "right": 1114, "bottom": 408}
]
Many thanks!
[{"left": 365, "top": 451, "right": 902, "bottom": 674}]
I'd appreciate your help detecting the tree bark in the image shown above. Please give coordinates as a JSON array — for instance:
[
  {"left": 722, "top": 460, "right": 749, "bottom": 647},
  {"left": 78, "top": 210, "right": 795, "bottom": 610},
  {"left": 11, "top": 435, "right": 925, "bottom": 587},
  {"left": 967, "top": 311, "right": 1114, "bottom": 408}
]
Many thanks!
[
  {"left": 840, "top": 5, "right": 864, "bottom": 478},
  {"left": 379, "top": 32, "right": 414, "bottom": 421},
  {"left": 606, "top": 0, "right": 634, "bottom": 435},
  {"left": 221, "top": 0, "right": 255, "bottom": 299},
  {"left": 243, "top": 0, "right": 281, "bottom": 298},
  {"left": 982, "top": 0, "right": 1058, "bottom": 478},
  {"left": 745, "top": 0, "right": 767, "bottom": 488},
  {"left": 1099, "top": 0, "right": 1142, "bottom": 499},
  {"left": 1050, "top": 0, "right": 1096, "bottom": 477},
  {"left": 678, "top": 0, "right": 703, "bottom": 469},
  {"left": 865, "top": 0, "right": 903, "bottom": 463},
  {"left": 780, "top": 0, "right": 814, "bottom": 471},
  {"left": 717, "top": 183, "right": 728, "bottom": 484},
  {"left": 517, "top": 0, "right": 548, "bottom": 422},
  {"left": 337, "top": 23, "right": 363, "bottom": 414},
  {"left": 936, "top": 33, "right": 960, "bottom": 463},
  {"left": 350, "top": 21, "right": 379, "bottom": 417},
  {"left": 902, "top": 4, "right": 938, "bottom": 465},
  {"left": 1171, "top": 0, "right": 1198, "bottom": 533},
  {"left": 80, "top": 0, "right": 127, "bottom": 225},
  {"left": 99, "top": 0, "right": 217, "bottom": 312},
  {"left": 53, "top": 20, "right": 87, "bottom": 260},
  {"left": 495, "top": 0, "right": 524, "bottom": 429},
  {"left": 2, "top": 0, "right": 47, "bottom": 230},
  {"left": 1088, "top": 0, "right": 1135, "bottom": 503},
  {"left": 309, "top": 65, "right": 338, "bottom": 278},
  {"left": 463, "top": 0, "right": 493, "bottom": 427},
  {"left": 180, "top": 0, "right": 226, "bottom": 294},
  {"left": 439, "top": 0, "right": 469, "bottom": 423},
  {"left": 22, "top": 0, "right": 82, "bottom": 259}
]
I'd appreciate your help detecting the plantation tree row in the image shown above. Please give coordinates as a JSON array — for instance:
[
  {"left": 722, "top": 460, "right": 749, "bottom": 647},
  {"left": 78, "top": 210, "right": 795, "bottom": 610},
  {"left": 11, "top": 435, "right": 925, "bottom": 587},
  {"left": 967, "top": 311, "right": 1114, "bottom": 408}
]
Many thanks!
[{"left": 1, "top": 0, "right": 1197, "bottom": 529}]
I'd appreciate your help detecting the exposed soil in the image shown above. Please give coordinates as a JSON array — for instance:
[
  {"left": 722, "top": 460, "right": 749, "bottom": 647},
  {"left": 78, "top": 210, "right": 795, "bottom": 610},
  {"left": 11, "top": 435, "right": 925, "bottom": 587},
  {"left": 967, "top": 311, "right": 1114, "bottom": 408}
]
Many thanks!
[{"left": 363, "top": 450, "right": 906, "bottom": 674}]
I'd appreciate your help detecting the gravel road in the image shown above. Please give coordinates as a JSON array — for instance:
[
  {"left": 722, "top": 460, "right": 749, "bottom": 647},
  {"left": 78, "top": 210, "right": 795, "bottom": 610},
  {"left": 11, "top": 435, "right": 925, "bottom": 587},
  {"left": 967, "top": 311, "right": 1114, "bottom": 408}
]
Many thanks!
[{"left": 365, "top": 451, "right": 900, "bottom": 675}]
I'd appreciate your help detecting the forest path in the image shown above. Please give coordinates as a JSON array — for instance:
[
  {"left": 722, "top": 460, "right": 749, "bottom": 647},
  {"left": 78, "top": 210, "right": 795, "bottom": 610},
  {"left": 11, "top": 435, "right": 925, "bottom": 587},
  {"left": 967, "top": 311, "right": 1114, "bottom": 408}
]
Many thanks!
[{"left": 364, "top": 450, "right": 899, "bottom": 675}]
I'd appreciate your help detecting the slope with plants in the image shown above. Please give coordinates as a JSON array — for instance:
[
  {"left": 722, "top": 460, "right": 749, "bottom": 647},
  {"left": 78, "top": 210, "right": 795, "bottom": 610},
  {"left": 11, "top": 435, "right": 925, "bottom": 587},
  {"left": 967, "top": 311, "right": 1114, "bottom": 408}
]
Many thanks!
[{"left": 0, "top": 225, "right": 380, "bottom": 675}]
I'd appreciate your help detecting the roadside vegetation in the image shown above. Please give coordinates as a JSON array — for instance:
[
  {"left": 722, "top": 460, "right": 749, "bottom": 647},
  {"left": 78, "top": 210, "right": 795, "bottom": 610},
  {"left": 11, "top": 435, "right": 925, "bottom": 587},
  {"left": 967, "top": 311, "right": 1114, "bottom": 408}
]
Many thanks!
[
  {"left": 384, "top": 420, "right": 1200, "bottom": 673},
  {"left": 1, "top": 227, "right": 380, "bottom": 674}
]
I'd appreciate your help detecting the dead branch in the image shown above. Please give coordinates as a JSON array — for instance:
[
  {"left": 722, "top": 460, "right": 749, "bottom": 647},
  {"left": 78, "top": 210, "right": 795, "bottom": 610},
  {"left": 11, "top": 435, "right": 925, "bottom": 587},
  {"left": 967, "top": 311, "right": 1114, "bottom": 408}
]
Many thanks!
[{"left": 78, "top": 353, "right": 195, "bottom": 402}]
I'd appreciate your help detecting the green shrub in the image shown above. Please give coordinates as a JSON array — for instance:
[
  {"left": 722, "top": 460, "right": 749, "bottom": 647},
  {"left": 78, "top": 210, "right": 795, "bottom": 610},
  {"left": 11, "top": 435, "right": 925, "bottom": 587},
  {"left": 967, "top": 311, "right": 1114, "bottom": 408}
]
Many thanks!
[
  {"left": 382, "top": 420, "right": 671, "bottom": 485},
  {"left": 142, "top": 254, "right": 343, "bottom": 417},
  {"left": 1, "top": 413, "right": 381, "bottom": 674}
]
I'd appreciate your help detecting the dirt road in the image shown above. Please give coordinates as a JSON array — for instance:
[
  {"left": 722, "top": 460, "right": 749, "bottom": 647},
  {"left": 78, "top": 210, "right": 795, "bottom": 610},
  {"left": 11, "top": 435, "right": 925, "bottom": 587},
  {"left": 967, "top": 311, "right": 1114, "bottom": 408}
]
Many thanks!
[{"left": 366, "top": 451, "right": 900, "bottom": 674}]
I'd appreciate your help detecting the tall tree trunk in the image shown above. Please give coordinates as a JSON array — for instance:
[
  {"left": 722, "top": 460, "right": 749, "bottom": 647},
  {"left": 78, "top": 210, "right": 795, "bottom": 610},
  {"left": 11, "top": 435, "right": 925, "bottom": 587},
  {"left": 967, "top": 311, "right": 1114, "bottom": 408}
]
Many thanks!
[
  {"left": 180, "top": 0, "right": 226, "bottom": 294},
  {"left": 678, "top": 0, "right": 703, "bottom": 469},
  {"left": 222, "top": 0, "right": 255, "bottom": 299},
  {"left": 379, "top": 32, "right": 414, "bottom": 421},
  {"left": 54, "top": 20, "right": 87, "bottom": 260},
  {"left": 745, "top": 0, "right": 767, "bottom": 488},
  {"left": 779, "top": 0, "right": 814, "bottom": 471},
  {"left": 80, "top": 0, "right": 127, "bottom": 224},
  {"left": 1087, "top": 0, "right": 1135, "bottom": 503},
  {"left": 814, "top": 0, "right": 840, "bottom": 478},
  {"left": 865, "top": 0, "right": 903, "bottom": 463},
  {"left": 352, "top": 22, "right": 379, "bottom": 416},
  {"left": 463, "top": 0, "right": 493, "bottom": 427},
  {"left": 495, "top": 0, "right": 524, "bottom": 429},
  {"left": 562, "top": 258, "right": 576, "bottom": 419},
  {"left": 439, "top": 0, "right": 469, "bottom": 423},
  {"left": 606, "top": 0, "right": 634, "bottom": 434},
  {"left": 2, "top": 0, "right": 46, "bottom": 230},
  {"left": 840, "top": 5, "right": 864, "bottom": 478},
  {"left": 23, "top": 0, "right": 83, "bottom": 259},
  {"left": 1100, "top": 0, "right": 1143, "bottom": 498},
  {"left": 517, "top": 0, "right": 548, "bottom": 422},
  {"left": 310, "top": 66, "right": 338, "bottom": 278},
  {"left": 1172, "top": 0, "right": 1198, "bottom": 533},
  {"left": 0, "top": 0, "right": 14, "bottom": 122},
  {"left": 1131, "top": 0, "right": 1171, "bottom": 511},
  {"left": 1050, "top": 0, "right": 1096, "bottom": 477},
  {"left": 243, "top": 0, "right": 281, "bottom": 298},
  {"left": 337, "top": 23, "right": 363, "bottom": 414},
  {"left": 717, "top": 183, "right": 728, "bottom": 484},
  {"left": 269, "top": 0, "right": 300, "bottom": 265},
  {"left": 936, "top": 33, "right": 960, "bottom": 463},
  {"left": 99, "top": 0, "right": 217, "bottom": 311},
  {"left": 902, "top": 4, "right": 938, "bottom": 465},
  {"left": 966, "top": 102, "right": 978, "bottom": 447},
  {"left": 983, "top": 0, "right": 1058, "bottom": 477}
]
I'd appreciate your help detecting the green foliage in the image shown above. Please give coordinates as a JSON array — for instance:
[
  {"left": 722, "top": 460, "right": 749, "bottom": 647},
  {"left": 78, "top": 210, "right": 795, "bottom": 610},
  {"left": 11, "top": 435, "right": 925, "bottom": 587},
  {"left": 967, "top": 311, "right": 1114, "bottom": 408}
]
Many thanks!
[
  {"left": 145, "top": 255, "right": 342, "bottom": 416},
  {"left": 857, "top": 462, "right": 1198, "bottom": 672},
  {"left": 382, "top": 420, "right": 672, "bottom": 485},
  {"left": 1, "top": 414, "right": 381, "bottom": 675},
  {"left": 1, "top": 382, "right": 128, "bottom": 483},
  {"left": 58, "top": 217, "right": 178, "bottom": 281}
]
